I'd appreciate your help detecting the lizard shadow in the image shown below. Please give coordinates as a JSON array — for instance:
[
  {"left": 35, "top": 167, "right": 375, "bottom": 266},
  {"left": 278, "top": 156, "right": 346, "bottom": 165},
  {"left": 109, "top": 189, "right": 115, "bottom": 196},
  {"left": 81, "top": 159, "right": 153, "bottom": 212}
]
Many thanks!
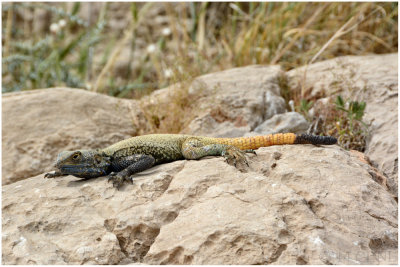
[
  {"left": 64, "top": 169, "right": 160, "bottom": 188},
  {"left": 65, "top": 176, "right": 101, "bottom": 187},
  {"left": 133, "top": 169, "right": 159, "bottom": 176}
]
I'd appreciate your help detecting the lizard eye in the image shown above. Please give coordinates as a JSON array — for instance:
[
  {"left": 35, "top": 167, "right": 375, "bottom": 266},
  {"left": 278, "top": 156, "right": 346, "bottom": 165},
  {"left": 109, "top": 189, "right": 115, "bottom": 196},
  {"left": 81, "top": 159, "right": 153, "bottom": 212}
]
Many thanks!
[{"left": 72, "top": 153, "right": 81, "bottom": 160}]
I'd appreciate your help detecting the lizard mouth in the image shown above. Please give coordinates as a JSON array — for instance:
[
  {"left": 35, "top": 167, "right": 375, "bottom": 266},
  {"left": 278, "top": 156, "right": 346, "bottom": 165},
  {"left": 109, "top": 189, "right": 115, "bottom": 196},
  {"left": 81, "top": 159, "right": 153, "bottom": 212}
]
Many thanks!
[{"left": 59, "top": 165, "right": 107, "bottom": 178}]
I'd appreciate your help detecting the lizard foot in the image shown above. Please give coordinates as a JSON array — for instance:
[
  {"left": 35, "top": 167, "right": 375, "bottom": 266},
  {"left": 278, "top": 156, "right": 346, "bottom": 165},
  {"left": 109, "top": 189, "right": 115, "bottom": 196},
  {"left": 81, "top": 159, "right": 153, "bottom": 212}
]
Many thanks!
[
  {"left": 44, "top": 172, "right": 56, "bottom": 178},
  {"left": 222, "top": 147, "right": 250, "bottom": 167},
  {"left": 107, "top": 172, "right": 133, "bottom": 189}
]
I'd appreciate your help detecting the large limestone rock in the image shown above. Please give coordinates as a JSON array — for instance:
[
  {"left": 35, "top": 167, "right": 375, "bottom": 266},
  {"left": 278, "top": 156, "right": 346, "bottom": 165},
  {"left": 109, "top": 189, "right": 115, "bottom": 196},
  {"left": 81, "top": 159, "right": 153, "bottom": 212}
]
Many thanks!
[
  {"left": 185, "top": 65, "right": 286, "bottom": 137},
  {"left": 2, "top": 88, "right": 150, "bottom": 185},
  {"left": 2, "top": 54, "right": 397, "bottom": 265},
  {"left": 287, "top": 53, "right": 398, "bottom": 195},
  {"left": 141, "top": 65, "right": 287, "bottom": 137},
  {"left": 2, "top": 145, "right": 397, "bottom": 264},
  {"left": 247, "top": 112, "right": 310, "bottom": 136}
]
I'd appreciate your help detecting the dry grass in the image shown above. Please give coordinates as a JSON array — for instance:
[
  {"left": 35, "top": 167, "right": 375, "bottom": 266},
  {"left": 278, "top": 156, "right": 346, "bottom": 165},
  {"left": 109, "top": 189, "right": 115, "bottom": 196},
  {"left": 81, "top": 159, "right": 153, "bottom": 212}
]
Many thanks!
[
  {"left": 139, "top": 65, "right": 206, "bottom": 134},
  {"left": 2, "top": 2, "right": 397, "bottom": 96}
]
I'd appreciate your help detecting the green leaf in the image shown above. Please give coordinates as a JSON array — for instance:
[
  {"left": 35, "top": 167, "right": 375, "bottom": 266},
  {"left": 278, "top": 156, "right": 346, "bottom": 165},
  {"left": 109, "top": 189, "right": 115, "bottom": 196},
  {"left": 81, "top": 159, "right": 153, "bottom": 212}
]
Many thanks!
[
  {"left": 131, "top": 3, "right": 138, "bottom": 23},
  {"left": 71, "top": 2, "right": 80, "bottom": 16},
  {"left": 335, "top": 95, "right": 345, "bottom": 108},
  {"left": 59, "top": 31, "right": 86, "bottom": 60}
]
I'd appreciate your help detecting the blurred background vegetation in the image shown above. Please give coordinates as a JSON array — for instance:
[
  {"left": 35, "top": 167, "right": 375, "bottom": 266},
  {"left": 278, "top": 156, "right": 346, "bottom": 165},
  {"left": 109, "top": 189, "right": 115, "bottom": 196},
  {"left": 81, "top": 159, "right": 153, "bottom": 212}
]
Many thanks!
[{"left": 2, "top": 2, "right": 398, "bottom": 98}]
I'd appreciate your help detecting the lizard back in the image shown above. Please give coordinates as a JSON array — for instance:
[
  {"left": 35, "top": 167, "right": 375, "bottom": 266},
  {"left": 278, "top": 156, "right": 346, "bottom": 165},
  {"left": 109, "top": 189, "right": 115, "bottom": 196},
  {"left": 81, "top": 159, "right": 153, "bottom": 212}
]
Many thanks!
[{"left": 102, "top": 134, "right": 191, "bottom": 163}]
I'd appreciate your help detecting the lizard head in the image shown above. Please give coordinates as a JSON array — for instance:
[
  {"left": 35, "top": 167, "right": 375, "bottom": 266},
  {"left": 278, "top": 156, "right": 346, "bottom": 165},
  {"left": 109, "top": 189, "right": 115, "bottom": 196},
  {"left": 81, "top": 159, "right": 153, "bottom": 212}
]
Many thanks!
[{"left": 54, "top": 150, "right": 111, "bottom": 178}]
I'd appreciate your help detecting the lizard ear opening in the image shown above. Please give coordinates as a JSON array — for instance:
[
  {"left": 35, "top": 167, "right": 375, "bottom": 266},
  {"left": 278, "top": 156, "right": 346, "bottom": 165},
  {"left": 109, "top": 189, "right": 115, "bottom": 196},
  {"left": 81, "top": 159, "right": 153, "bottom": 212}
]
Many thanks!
[{"left": 94, "top": 155, "right": 102, "bottom": 164}]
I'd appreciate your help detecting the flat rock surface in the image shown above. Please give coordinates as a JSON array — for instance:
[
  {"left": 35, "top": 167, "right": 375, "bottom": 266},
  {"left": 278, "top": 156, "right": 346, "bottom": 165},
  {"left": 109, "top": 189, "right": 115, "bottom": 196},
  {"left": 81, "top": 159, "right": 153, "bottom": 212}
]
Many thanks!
[
  {"left": 2, "top": 145, "right": 397, "bottom": 264},
  {"left": 2, "top": 88, "right": 150, "bottom": 185}
]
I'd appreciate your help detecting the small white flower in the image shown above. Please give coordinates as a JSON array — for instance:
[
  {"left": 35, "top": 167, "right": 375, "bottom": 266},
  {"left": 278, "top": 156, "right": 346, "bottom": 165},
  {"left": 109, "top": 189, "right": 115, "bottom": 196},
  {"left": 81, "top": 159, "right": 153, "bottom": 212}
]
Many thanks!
[
  {"left": 58, "top": 19, "right": 67, "bottom": 28},
  {"left": 164, "top": 68, "right": 173, "bottom": 78},
  {"left": 50, "top": 23, "right": 60, "bottom": 34},
  {"left": 177, "top": 65, "right": 183, "bottom": 73},
  {"left": 162, "top": 27, "right": 171, "bottom": 36},
  {"left": 147, "top": 44, "right": 156, "bottom": 54}
]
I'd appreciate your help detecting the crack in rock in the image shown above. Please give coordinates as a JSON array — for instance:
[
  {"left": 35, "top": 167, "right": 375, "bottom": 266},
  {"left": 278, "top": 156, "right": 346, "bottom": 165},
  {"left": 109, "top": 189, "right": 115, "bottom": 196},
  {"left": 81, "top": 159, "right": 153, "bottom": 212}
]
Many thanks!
[
  {"left": 365, "top": 211, "right": 398, "bottom": 228},
  {"left": 265, "top": 244, "right": 287, "bottom": 264},
  {"left": 113, "top": 223, "right": 161, "bottom": 263}
]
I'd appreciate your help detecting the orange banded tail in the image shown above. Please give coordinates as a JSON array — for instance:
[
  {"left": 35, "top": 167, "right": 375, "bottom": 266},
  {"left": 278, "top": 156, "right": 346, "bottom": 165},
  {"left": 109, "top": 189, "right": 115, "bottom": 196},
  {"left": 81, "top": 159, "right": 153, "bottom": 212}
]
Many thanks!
[{"left": 213, "top": 133, "right": 337, "bottom": 150}]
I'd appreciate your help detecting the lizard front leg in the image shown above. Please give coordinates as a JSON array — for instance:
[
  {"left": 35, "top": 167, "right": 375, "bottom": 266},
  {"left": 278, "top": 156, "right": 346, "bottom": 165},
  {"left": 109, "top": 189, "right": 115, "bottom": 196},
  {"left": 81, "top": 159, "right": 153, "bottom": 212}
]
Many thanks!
[{"left": 108, "top": 154, "right": 155, "bottom": 189}]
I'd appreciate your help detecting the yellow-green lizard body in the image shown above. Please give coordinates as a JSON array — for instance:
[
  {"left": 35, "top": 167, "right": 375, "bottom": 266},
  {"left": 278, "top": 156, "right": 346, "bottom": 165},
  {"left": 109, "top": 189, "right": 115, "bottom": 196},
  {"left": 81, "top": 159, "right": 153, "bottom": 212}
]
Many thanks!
[{"left": 45, "top": 133, "right": 337, "bottom": 188}]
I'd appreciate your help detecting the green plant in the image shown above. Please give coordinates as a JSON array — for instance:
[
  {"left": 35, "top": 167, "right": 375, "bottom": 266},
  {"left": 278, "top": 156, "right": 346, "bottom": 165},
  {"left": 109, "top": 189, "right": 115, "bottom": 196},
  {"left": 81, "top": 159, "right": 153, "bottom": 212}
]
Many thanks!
[
  {"left": 2, "top": 3, "right": 105, "bottom": 93},
  {"left": 335, "top": 95, "right": 366, "bottom": 120},
  {"left": 309, "top": 95, "right": 369, "bottom": 152},
  {"left": 298, "top": 99, "right": 314, "bottom": 120},
  {"left": 333, "top": 96, "right": 369, "bottom": 151}
]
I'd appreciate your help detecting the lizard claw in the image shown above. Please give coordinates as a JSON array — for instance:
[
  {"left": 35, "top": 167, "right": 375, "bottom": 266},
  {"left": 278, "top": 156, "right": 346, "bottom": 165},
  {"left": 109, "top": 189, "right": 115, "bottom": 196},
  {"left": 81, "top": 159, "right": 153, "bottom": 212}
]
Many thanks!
[
  {"left": 107, "top": 172, "right": 134, "bottom": 189},
  {"left": 44, "top": 172, "right": 55, "bottom": 178},
  {"left": 222, "top": 147, "right": 250, "bottom": 167},
  {"left": 107, "top": 172, "right": 116, "bottom": 183},
  {"left": 108, "top": 174, "right": 124, "bottom": 189},
  {"left": 107, "top": 172, "right": 124, "bottom": 189},
  {"left": 244, "top": 149, "right": 257, "bottom": 156}
]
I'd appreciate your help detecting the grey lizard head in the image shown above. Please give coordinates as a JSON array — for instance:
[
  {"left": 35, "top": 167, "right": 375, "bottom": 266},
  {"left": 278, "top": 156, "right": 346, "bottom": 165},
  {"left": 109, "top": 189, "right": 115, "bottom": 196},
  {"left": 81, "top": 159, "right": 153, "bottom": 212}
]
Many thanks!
[{"left": 54, "top": 150, "right": 111, "bottom": 178}]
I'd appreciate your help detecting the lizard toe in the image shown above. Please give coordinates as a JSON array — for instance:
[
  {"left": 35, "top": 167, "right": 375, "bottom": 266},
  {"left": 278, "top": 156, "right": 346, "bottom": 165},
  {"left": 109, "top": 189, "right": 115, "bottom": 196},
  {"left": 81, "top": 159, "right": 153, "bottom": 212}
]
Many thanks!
[
  {"left": 108, "top": 173, "right": 133, "bottom": 189},
  {"left": 107, "top": 172, "right": 117, "bottom": 184},
  {"left": 111, "top": 176, "right": 124, "bottom": 189},
  {"left": 127, "top": 176, "right": 134, "bottom": 184},
  {"left": 44, "top": 171, "right": 63, "bottom": 178},
  {"left": 244, "top": 149, "right": 257, "bottom": 155},
  {"left": 223, "top": 147, "right": 250, "bottom": 168}
]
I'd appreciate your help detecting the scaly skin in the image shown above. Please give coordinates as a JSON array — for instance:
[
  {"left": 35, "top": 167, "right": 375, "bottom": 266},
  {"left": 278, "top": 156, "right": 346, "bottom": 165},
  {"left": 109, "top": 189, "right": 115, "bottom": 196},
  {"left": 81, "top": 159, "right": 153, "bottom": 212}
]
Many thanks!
[{"left": 45, "top": 133, "right": 337, "bottom": 188}]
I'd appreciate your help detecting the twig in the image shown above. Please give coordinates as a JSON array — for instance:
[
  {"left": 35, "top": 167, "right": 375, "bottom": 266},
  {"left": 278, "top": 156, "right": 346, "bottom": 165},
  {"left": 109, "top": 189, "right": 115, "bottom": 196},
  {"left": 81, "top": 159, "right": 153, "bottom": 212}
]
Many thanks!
[
  {"left": 300, "top": 6, "right": 384, "bottom": 97},
  {"left": 197, "top": 2, "right": 208, "bottom": 51},
  {"left": 93, "top": 29, "right": 130, "bottom": 92},
  {"left": 93, "top": 3, "right": 153, "bottom": 93},
  {"left": 4, "top": 3, "right": 14, "bottom": 57},
  {"left": 271, "top": 3, "right": 327, "bottom": 65},
  {"left": 309, "top": 17, "right": 356, "bottom": 65},
  {"left": 309, "top": 6, "right": 383, "bottom": 64}
]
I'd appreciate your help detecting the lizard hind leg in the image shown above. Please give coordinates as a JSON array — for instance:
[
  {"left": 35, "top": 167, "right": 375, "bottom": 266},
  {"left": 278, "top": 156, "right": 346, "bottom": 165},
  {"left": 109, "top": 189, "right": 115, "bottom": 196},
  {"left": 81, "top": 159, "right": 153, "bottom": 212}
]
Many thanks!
[
  {"left": 108, "top": 154, "right": 155, "bottom": 189},
  {"left": 181, "top": 138, "right": 251, "bottom": 167}
]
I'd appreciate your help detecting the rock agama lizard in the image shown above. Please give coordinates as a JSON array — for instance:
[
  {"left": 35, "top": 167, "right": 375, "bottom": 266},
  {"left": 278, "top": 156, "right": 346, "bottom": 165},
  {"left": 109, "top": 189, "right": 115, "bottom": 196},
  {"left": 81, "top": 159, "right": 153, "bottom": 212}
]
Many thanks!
[{"left": 45, "top": 133, "right": 337, "bottom": 188}]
